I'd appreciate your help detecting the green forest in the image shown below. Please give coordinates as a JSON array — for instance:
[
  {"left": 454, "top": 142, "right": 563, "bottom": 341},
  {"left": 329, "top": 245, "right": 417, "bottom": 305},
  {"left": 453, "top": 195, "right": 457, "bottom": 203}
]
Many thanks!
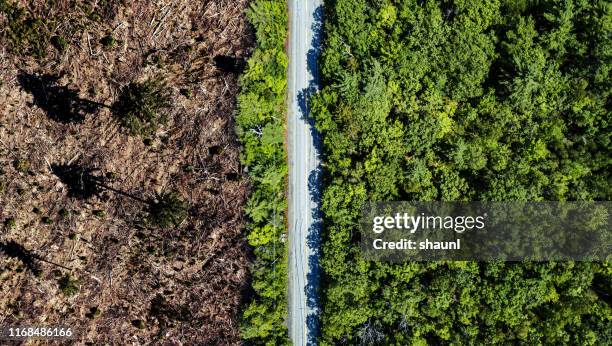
[
  {"left": 236, "top": 0, "right": 290, "bottom": 344},
  {"left": 313, "top": 0, "right": 611, "bottom": 344}
]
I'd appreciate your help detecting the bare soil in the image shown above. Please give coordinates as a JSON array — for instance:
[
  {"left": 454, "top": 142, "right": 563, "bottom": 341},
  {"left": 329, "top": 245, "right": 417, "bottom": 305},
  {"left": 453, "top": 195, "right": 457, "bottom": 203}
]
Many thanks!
[{"left": 0, "top": 0, "right": 253, "bottom": 344}]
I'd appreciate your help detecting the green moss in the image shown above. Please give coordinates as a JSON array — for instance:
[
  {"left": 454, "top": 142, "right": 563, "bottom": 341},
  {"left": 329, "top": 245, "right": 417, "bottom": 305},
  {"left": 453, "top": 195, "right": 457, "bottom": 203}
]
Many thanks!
[
  {"left": 180, "top": 88, "right": 193, "bottom": 98},
  {"left": 59, "top": 208, "right": 70, "bottom": 218},
  {"left": 152, "top": 54, "right": 163, "bottom": 66},
  {"left": 89, "top": 12, "right": 102, "bottom": 22},
  {"left": 105, "top": 172, "right": 118, "bottom": 181}
]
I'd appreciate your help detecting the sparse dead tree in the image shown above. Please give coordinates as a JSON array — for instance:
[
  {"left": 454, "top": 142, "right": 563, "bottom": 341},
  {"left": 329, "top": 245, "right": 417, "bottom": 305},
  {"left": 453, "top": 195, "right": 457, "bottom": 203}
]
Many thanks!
[
  {"left": 51, "top": 163, "right": 188, "bottom": 228},
  {"left": 358, "top": 320, "right": 385, "bottom": 346},
  {"left": 18, "top": 72, "right": 171, "bottom": 137}
]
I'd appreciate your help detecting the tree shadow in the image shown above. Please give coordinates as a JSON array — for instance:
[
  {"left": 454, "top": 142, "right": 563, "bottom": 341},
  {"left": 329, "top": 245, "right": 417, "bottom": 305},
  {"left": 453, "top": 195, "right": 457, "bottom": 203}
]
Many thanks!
[
  {"left": 296, "top": 5, "right": 325, "bottom": 345},
  {"left": 51, "top": 163, "right": 102, "bottom": 199},
  {"left": 213, "top": 55, "right": 247, "bottom": 74},
  {"left": 0, "top": 241, "right": 42, "bottom": 276},
  {"left": 297, "top": 4, "right": 324, "bottom": 133},
  {"left": 17, "top": 72, "right": 104, "bottom": 124},
  {"left": 51, "top": 162, "right": 145, "bottom": 202},
  {"left": 51, "top": 163, "right": 190, "bottom": 229},
  {"left": 306, "top": 167, "right": 323, "bottom": 345}
]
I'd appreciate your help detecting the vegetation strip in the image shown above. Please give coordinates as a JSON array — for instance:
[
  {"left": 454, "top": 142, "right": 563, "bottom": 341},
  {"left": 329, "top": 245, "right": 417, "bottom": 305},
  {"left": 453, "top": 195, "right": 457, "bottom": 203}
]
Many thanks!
[{"left": 237, "top": 0, "right": 290, "bottom": 343}]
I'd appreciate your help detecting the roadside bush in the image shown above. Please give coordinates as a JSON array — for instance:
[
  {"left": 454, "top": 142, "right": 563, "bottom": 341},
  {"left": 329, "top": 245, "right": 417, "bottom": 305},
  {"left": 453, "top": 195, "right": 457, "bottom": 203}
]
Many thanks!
[{"left": 236, "top": 0, "right": 290, "bottom": 344}]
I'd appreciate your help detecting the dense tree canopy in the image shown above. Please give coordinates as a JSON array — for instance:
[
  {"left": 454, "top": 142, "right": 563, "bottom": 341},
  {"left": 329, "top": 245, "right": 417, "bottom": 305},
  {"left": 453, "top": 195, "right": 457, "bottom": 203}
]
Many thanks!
[{"left": 314, "top": 0, "right": 611, "bottom": 344}]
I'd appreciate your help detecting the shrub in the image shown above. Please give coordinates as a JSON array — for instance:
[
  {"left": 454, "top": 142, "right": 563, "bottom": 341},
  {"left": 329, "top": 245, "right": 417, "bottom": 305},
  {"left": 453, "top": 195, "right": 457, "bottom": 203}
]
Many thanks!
[
  {"left": 111, "top": 79, "right": 171, "bottom": 137},
  {"left": 13, "top": 159, "right": 29, "bottom": 173},
  {"left": 59, "top": 208, "right": 70, "bottom": 218},
  {"left": 50, "top": 35, "right": 68, "bottom": 52},
  {"left": 58, "top": 274, "right": 79, "bottom": 296},
  {"left": 0, "top": 0, "right": 50, "bottom": 57},
  {"left": 86, "top": 306, "right": 101, "bottom": 319},
  {"left": 4, "top": 218, "right": 16, "bottom": 229},
  {"left": 131, "top": 319, "right": 145, "bottom": 329},
  {"left": 146, "top": 191, "right": 189, "bottom": 229},
  {"left": 92, "top": 210, "right": 106, "bottom": 217}
]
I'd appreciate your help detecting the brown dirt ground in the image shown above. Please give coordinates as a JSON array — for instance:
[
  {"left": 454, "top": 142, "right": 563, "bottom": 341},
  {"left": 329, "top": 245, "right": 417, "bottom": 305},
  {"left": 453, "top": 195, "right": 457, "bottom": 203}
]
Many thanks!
[{"left": 0, "top": 0, "right": 253, "bottom": 344}]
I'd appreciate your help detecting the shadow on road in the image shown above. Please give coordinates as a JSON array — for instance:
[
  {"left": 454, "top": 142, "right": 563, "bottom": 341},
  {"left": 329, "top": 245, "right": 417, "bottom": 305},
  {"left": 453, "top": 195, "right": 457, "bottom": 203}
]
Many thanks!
[
  {"left": 297, "top": 4, "right": 324, "bottom": 345},
  {"left": 306, "top": 166, "right": 323, "bottom": 345}
]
